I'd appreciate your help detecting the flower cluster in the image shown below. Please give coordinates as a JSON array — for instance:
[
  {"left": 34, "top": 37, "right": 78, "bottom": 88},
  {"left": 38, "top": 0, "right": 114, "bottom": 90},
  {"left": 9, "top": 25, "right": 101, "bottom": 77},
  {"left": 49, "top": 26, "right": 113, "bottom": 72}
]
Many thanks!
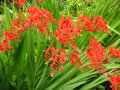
[
  {"left": 87, "top": 37, "right": 107, "bottom": 70},
  {"left": 0, "top": 6, "right": 53, "bottom": 53},
  {"left": 0, "top": 14, "right": 23, "bottom": 53},
  {"left": 69, "top": 50, "right": 83, "bottom": 69},
  {"left": 0, "top": 38, "right": 13, "bottom": 53},
  {"left": 77, "top": 14, "right": 109, "bottom": 34},
  {"left": 108, "top": 73, "right": 120, "bottom": 90},
  {"left": 44, "top": 46, "right": 67, "bottom": 76},
  {"left": 13, "top": 0, "right": 26, "bottom": 7},
  {"left": 35, "top": 0, "right": 44, "bottom": 2},
  {"left": 109, "top": 46, "right": 120, "bottom": 58},
  {"left": 54, "top": 15, "right": 81, "bottom": 49},
  {"left": 25, "top": 6, "right": 54, "bottom": 34},
  {"left": 13, "top": 0, "right": 44, "bottom": 7},
  {"left": 54, "top": 14, "right": 109, "bottom": 51}
]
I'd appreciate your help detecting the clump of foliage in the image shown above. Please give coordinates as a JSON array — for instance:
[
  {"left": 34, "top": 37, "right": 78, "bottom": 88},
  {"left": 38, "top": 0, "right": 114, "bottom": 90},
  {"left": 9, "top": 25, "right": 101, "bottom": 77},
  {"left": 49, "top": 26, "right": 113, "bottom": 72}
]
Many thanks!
[{"left": 62, "top": 0, "right": 97, "bottom": 16}]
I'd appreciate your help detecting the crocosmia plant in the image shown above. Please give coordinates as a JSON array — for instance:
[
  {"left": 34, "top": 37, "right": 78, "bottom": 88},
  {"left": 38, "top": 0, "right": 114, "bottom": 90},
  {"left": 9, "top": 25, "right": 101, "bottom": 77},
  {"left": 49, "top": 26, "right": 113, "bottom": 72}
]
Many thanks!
[{"left": 0, "top": 0, "right": 120, "bottom": 90}]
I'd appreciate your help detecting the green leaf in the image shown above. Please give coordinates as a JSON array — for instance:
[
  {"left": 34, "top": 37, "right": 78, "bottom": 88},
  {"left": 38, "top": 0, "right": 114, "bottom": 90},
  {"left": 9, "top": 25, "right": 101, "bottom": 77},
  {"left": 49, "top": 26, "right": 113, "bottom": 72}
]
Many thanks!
[
  {"left": 80, "top": 75, "right": 109, "bottom": 90},
  {"left": 4, "top": 2, "right": 11, "bottom": 29},
  {"left": 35, "top": 65, "right": 48, "bottom": 90},
  {"left": 61, "top": 81, "right": 87, "bottom": 90},
  {"left": 26, "top": 31, "right": 35, "bottom": 90},
  {"left": 108, "top": 25, "right": 120, "bottom": 36},
  {"left": 13, "top": 36, "right": 27, "bottom": 90}
]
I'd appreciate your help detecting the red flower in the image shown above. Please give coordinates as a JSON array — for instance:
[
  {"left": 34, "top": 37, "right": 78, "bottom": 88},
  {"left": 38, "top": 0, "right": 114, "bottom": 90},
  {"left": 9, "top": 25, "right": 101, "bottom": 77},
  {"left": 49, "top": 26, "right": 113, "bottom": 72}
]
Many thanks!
[
  {"left": 10, "top": 13, "right": 25, "bottom": 36},
  {"left": 94, "top": 16, "right": 108, "bottom": 32},
  {"left": 87, "top": 37, "right": 107, "bottom": 70},
  {"left": 0, "top": 43, "right": 4, "bottom": 53},
  {"left": 58, "top": 49, "right": 67, "bottom": 64},
  {"left": 109, "top": 46, "right": 120, "bottom": 58},
  {"left": 4, "top": 30, "right": 19, "bottom": 41},
  {"left": 0, "top": 13, "right": 23, "bottom": 53},
  {"left": 35, "top": 0, "right": 44, "bottom": 2},
  {"left": 44, "top": 46, "right": 67, "bottom": 76},
  {"left": 0, "top": 39, "right": 13, "bottom": 53},
  {"left": 13, "top": 0, "right": 26, "bottom": 7},
  {"left": 25, "top": 6, "right": 54, "bottom": 34},
  {"left": 77, "top": 14, "right": 109, "bottom": 34},
  {"left": 55, "top": 15, "right": 81, "bottom": 49},
  {"left": 105, "top": 59, "right": 109, "bottom": 64},
  {"left": 108, "top": 73, "right": 120, "bottom": 90},
  {"left": 69, "top": 50, "right": 83, "bottom": 69}
]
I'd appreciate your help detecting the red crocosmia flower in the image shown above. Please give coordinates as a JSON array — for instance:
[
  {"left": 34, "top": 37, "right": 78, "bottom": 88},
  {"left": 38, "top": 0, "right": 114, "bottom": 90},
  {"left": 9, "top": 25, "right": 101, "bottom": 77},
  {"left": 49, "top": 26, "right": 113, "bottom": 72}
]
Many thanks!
[
  {"left": 14, "top": 0, "right": 26, "bottom": 7},
  {"left": 76, "top": 15, "right": 83, "bottom": 35},
  {"left": 70, "top": 50, "right": 83, "bottom": 69},
  {"left": 4, "top": 31, "right": 14, "bottom": 40},
  {"left": 109, "top": 46, "right": 120, "bottom": 58},
  {"left": 10, "top": 13, "right": 25, "bottom": 35},
  {"left": 108, "top": 73, "right": 120, "bottom": 90},
  {"left": 0, "top": 13, "right": 23, "bottom": 53},
  {"left": 10, "top": 13, "right": 24, "bottom": 32},
  {"left": 0, "top": 39, "right": 13, "bottom": 53},
  {"left": 4, "top": 30, "right": 19, "bottom": 41},
  {"left": 11, "top": 19, "right": 20, "bottom": 30},
  {"left": 35, "top": 0, "right": 44, "bottom": 2},
  {"left": 26, "top": 7, "right": 54, "bottom": 23},
  {"left": 25, "top": 6, "right": 54, "bottom": 34},
  {"left": 82, "top": 14, "right": 93, "bottom": 28},
  {"left": 55, "top": 15, "right": 81, "bottom": 50},
  {"left": 87, "top": 37, "right": 107, "bottom": 70},
  {"left": 58, "top": 49, "right": 67, "bottom": 64},
  {"left": 0, "top": 43, "right": 4, "bottom": 53},
  {"left": 58, "top": 65, "right": 64, "bottom": 71},
  {"left": 78, "top": 14, "right": 96, "bottom": 32},
  {"left": 44, "top": 46, "right": 67, "bottom": 76},
  {"left": 54, "top": 15, "right": 74, "bottom": 44},
  {"left": 94, "top": 16, "right": 108, "bottom": 32},
  {"left": 77, "top": 14, "right": 109, "bottom": 34},
  {"left": 105, "top": 59, "right": 109, "bottom": 64}
]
